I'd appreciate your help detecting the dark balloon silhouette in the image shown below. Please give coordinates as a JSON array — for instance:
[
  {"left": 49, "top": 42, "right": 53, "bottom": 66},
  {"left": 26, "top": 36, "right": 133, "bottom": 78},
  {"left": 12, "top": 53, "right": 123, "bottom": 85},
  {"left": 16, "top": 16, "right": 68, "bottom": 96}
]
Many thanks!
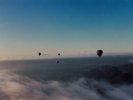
[
  {"left": 97, "top": 50, "right": 103, "bottom": 57},
  {"left": 58, "top": 53, "right": 60, "bottom": 56},
  {"left": 57, "top": 60, "right": 60, "bottom": 64},
  {"left": 38, "top": 52, "right": 41, "bottom": 56}
]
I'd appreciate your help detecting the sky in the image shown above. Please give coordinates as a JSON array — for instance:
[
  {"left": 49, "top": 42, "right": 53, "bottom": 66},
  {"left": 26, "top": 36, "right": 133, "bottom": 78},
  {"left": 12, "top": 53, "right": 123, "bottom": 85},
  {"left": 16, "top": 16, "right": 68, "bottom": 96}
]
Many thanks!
[{"left": 0, "top": 0, "right": 133, "bottom": 59}]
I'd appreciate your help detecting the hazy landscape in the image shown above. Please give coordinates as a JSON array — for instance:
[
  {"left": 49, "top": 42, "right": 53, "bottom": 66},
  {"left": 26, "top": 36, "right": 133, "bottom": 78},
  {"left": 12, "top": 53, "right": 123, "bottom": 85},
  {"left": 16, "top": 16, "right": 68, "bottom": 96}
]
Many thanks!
[{"left": 0, "top": 56, "right": 133, "bottom": 100}]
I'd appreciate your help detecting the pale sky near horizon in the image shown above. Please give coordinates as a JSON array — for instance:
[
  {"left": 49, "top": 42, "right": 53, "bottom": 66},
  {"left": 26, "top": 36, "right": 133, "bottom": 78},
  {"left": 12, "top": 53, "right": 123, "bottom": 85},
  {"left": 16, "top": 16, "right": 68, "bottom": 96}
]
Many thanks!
[{"left": 0, "top": 0, "right": 133, "bottom": 59}]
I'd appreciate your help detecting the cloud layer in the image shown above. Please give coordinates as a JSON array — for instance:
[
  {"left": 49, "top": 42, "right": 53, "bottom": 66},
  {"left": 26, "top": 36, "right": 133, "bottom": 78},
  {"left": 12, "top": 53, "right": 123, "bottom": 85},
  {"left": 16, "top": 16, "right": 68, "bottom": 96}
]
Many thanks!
[{"left": 0, "top": 70, "right": 133, "bottom": 100}]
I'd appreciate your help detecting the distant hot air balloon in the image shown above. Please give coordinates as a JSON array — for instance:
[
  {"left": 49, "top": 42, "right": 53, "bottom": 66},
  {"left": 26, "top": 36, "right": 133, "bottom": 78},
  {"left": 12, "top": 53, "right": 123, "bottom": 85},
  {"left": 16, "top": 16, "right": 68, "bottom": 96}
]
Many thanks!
[
  {"left": 38, "top": 52, "right": 41, "bottom": 56},
  {"left": 57, "top": 60, "right": 60, "bottom": 64},
  {"left": 58, "top": 53, "right": 60, "bottom": 56},
  {"left": 97, "top": 50, "right": 103, "bottom": 57}
]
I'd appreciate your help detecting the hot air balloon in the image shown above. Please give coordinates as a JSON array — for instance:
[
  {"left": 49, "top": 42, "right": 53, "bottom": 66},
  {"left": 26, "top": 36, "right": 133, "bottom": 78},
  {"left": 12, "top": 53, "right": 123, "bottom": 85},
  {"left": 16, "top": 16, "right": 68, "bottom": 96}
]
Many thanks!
[
  {"left": 58, "top": 53, "right": 60, "bottom": 56},
  {"left": 97, "top": 50, "right": 103, "bottom": 57},
  {"left": 57, "top": 60, "right": 60, "bottom": 64},
  {"left": 38, "top": 52, "right": 41, "bottom": 56}
]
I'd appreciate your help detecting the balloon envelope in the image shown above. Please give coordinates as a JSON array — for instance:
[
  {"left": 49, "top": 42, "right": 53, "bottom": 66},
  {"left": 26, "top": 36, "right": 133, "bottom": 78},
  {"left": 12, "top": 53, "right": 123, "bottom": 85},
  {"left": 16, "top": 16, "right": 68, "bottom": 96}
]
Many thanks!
[
  {"left": 57, "top": 60, "right": 60, "bottom": 63},
  {"left": 38, "top": 52, "right": 41, "bottom": 56},
  {"left": 58, "top": 53, "right": 60, "bottom": 56},
  {"left": 97, "top": 50, "right": 103, "bottom": 57}
]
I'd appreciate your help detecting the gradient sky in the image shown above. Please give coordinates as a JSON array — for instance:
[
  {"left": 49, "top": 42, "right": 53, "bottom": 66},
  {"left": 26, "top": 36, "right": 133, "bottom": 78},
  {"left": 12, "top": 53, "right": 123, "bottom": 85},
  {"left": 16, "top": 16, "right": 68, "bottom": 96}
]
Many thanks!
[{"left": 0, "top": 0, "right": 133, "bottom": 59}]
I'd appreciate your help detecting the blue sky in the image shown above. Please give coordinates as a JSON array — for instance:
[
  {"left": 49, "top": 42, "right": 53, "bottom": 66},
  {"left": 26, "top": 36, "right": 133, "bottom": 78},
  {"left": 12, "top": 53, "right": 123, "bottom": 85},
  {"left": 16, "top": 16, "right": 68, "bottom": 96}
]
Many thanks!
[{"left": 0, "top": 0, "right": 133, "bottom": 59}]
